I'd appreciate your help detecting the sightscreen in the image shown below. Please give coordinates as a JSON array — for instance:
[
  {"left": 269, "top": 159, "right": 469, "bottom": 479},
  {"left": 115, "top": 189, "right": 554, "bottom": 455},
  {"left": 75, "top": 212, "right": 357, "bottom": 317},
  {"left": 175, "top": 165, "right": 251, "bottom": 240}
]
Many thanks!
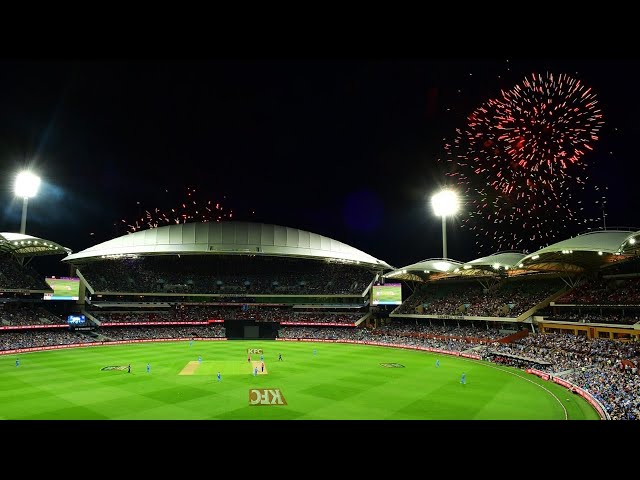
[{"left": 244, "top": 325, "right": 260, "bottom": 339}]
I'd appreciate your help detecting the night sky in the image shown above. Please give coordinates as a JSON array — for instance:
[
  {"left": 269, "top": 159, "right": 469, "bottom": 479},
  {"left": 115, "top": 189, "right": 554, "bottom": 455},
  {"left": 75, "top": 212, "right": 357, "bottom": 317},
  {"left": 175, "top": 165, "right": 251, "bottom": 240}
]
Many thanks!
[{"left": 0, "top": 59, "right": 638, "bottom": 274}]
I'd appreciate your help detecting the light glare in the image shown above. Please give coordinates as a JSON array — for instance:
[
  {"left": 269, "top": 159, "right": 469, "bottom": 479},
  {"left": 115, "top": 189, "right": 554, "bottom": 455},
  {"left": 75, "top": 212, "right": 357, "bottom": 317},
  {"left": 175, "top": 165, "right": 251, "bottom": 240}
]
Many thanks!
[
  {"left": 14, "top": 171, "right": 41, "bottom": 198},
  {"left": 432, "top": 261, "right": 451, "bottom": 272},
  {"left": 431, "top": 190, "right": 459, "bottom": 217}
]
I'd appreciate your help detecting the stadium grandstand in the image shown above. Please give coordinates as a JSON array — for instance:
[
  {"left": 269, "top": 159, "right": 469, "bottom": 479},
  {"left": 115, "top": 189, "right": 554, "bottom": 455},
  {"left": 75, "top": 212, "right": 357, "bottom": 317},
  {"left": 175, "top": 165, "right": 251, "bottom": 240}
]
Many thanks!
[
  {"left": 384, "top": 229, "right": 640, "bottom": 341},
  {"left": 1, "top": 232, "right": 73, "bottom": 322},
  {"left": 0, "top": 232, "right": 71, "bottom": 292},
  {"left": 60, "top": 221, "right": 391, "bottom": 340}
]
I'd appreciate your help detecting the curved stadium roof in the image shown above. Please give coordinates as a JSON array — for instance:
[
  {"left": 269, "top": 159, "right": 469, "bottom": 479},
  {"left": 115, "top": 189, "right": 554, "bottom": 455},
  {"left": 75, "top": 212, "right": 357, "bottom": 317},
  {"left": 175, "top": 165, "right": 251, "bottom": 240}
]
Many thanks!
[
  {"left": 62, "top": 221, "right": 393, "bottom": 269},
  {"left": 385, "top": 252, "right": 529, "bottom": 282},
  {"left": 384, "top": 231, "right": 640, "bottom": 282},
  {"left": 463, "top": 251, "right": 526, "bottom": 269},
  {"left": 520, "top": 229, "right": 640, "bottom": 273},
  {"left": 0, "top": 232, "right": 71, "bottom": 257},
  {"left": 384, "top": 258, "right": 464, "bottom": 281}
]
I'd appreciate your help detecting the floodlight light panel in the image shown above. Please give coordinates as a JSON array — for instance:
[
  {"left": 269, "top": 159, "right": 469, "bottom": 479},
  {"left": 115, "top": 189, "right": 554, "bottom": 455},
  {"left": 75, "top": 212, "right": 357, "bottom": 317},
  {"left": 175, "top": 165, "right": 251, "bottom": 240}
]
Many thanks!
[
  {"left": 431, "top": 190, "right": 459, "bottom": 217},
  {"left": 14, "top": 171, "right": 41, "bottom": 198}
]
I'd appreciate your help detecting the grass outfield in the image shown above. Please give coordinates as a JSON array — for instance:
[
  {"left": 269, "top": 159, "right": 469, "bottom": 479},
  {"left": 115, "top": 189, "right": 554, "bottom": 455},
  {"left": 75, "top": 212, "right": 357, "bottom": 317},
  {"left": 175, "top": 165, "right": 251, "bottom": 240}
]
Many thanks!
[{"left": 0, "top": 340, "right": 600, "bottom": 420}]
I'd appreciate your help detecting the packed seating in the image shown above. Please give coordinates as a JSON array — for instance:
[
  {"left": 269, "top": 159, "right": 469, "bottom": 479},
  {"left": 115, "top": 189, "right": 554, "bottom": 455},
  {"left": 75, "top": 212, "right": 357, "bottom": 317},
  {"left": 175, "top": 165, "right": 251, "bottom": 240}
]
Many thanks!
[
  {"left": 544, "top": 310, "right": 640, "bottom": 325},
  {"left": 78, "top": 255, "right": 375, "bottom": 295},
  {"left": 0, "top": 330, "right": 98, "bottom": 350},
  {"left": 0, "top": 255, "right": 51, "bottom": 290},
  {"left": 0, "top": 303, "right": 66, "bottom": 325},
  {"left": 373, "top": 320, "right": 510, "bottom": 341},
  {"left": 90, "top": 305, "right": 364, "bottom": 324},
  {"left": 565, "top": 367, "right": 640, "bottom": 420},
  {"left": 100, "top": 325, "right": 225, "bottom": 340},
  {"left": 396, "top": 278, "right": 563, "bottom": 317},
  {"left": 558, "top": 278, "right": 640, "bottom": 305}
]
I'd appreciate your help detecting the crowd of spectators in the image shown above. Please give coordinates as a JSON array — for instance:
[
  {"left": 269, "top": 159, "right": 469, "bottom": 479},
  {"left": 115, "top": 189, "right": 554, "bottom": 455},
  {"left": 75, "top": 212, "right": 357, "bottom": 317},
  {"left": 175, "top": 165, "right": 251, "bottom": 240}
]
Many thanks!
[
  {"left": 543, "top": 310, "right": 640, "bottom": 325},
  {"left": 394, "top": 283, "right": 474, "bottom": 315},
  {"left": 0, "top": 304, "right": 66, "bottom": 326},
  {"left": 476, "top": 333, "right": 640, "bottom": 419},
  {"left": 100, "top": 325, "right": 225, "bottom": 341},
  {"left": 395, "top": 279, "right": 563, "bottom": 317},
  {"left": 559, "top": 278, "right": 640, "bottom": 305},
  {"left": 278, "top": 325, "right": 486, "bottom": 351},
  {"left": 0, "top": 324, "right": 225, "bottom": 351},
  {"left": 93, "top": 311, "right": 173, "bottom": 323},
  {"left": 277, "top": 326, "right": 365, "bottom": 341},
  {"left": 374, "top": 320, "right": 511, "bottom": 341},
  {"left": 282, "top": 312, "right": 362, "bottom": 324},
  {"left": 0, "top": 255, "right": 51, "bottom": 291},
  {"left": 78, "top": 256, "right": 374, "bottom": 295},
  {"left": 91, "top": 305, "right": 364, "bottom": 324},
  {"left": 0, "top": 330, "right": 98, "bottom": 351},
  {"left": 565, "top": 367, "right": 640, "bottom": 420}
]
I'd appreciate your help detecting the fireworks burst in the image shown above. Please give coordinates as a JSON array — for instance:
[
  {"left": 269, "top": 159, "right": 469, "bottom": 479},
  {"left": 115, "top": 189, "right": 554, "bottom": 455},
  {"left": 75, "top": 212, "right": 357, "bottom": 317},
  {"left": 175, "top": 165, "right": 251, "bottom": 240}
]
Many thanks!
[
  {"left": 442, "top": 72, "right": 605, "bottom": 253},
  {"left": 115, "top": 187, "right": 254, "bottom": 234}
]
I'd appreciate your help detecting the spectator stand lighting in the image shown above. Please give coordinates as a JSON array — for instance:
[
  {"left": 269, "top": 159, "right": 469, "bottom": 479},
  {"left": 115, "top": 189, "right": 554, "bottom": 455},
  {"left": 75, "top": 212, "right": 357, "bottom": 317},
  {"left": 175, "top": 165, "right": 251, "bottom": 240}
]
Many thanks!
[
  {"left": 14, "top": 171, "right": 41, "bottom": 235},
  {"left": 431, "top": 189, "right": 459, "bottom": 259}
]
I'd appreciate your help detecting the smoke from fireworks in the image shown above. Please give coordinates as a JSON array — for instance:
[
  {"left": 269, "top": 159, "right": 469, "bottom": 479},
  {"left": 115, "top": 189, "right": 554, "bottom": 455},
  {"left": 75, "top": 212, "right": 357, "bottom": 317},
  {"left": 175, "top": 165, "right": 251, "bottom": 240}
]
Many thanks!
[
  {"left": 114, "top": 187, "right": 255, "bottom": 234},
  {"left": 442, "top": 72, "right": 605, "bottom": 253}
]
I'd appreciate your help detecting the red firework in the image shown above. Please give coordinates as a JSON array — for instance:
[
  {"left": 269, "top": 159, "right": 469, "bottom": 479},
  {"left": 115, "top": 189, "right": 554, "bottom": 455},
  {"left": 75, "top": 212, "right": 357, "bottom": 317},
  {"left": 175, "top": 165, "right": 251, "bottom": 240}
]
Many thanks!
[{"left": 442, "top": 72, "right": 605, "bottom": 253}]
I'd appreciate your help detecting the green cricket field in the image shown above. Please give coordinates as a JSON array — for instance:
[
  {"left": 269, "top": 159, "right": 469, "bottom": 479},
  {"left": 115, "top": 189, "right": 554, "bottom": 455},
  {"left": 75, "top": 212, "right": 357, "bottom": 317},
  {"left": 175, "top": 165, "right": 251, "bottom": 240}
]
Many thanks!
[{"left": 0, "top": 340, "right": 600, "bottom": 420}]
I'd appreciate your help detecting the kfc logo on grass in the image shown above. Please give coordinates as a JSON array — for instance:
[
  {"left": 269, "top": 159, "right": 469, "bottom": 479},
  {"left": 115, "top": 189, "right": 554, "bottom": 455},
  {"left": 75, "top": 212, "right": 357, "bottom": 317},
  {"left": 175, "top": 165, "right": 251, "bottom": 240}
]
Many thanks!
[{"left": 249, "top": 388, "right": 287, "bottom": 405}]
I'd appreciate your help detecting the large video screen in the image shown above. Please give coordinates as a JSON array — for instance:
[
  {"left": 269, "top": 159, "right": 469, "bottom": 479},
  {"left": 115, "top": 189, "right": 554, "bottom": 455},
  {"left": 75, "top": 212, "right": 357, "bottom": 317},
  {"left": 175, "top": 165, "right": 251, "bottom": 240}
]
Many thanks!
[
  {"left": 372, "top": 283, "right": 402, "bottom": 306},
  {"left": 67, "top": 314, "right": 86, "bottom": 325},
  {"left": 43, "top": 277, "right": 80, "bottom": 301}
]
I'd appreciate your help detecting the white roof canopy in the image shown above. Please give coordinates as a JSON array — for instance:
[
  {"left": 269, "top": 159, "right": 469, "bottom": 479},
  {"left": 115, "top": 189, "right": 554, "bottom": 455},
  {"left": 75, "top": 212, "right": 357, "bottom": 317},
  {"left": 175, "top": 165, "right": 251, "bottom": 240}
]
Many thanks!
[{"left": 63, "top": 221, "right": 393, "bottom": 269}]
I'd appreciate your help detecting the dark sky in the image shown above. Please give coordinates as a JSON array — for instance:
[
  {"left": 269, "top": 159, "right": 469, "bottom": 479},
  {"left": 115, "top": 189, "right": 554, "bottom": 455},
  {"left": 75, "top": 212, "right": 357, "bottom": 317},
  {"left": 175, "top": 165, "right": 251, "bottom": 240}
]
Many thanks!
[{"left": 0, "top": 59, "right": 638, "bottom": 274}]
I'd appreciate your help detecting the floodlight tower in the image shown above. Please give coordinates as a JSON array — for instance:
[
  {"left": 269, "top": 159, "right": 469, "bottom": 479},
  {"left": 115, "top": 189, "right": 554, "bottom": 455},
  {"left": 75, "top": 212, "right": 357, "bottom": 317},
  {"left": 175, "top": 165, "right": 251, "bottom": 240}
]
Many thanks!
[
  {"left": 14, "top": 171, "right": 41, "bottom": 235},
  {"left": 431, "top": 189, "right": 459, "bottom": 259}
]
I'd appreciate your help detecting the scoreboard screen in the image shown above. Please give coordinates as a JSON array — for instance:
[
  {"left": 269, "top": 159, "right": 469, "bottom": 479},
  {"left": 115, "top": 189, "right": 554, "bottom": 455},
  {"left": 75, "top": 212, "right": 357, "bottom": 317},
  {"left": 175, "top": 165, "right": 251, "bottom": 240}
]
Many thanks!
[
  {"left": 44, "top": 277, "right": 80, "bottom": 301},
  {"left": 67, "top": 314, "right": 86, "bottom": 325},
  {"left": 372, "top": 283, "right": 402, "bottom": 306}
]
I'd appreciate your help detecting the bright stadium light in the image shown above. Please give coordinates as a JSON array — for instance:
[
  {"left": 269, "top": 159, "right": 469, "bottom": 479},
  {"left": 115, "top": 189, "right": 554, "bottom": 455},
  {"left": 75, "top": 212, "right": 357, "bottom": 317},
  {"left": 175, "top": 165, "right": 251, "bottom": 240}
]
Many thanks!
[
  {"left": 432, "top": 261, "right": 451, "bottom": 272},
  {"left": 431, "top": 189, "right": 459, "bottom": 259},
  {"left": 14, "top": 170, "right": 41, "bottom": 234}
]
